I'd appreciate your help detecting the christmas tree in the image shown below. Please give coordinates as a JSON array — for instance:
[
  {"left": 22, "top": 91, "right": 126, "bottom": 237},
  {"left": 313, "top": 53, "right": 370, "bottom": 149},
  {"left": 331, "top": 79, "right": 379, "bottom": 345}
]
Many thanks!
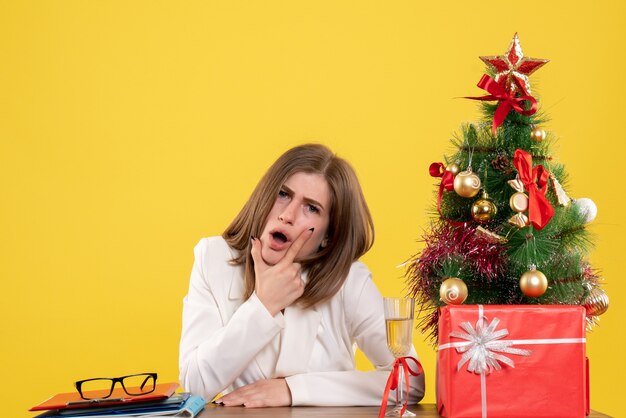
[{"left": 406, "top": 33, "right": 609, "bottom": 343}]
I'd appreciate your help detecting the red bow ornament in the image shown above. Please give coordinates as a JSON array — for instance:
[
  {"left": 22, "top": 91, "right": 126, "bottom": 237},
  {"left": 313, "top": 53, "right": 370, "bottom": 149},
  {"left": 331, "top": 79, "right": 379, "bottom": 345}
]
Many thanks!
[
  {"left": 509, "top": 149, "right": 554, "bottom": 230},
  {"left": 378, "top": 356, "right": 424, "bottom": 418},
  {"left": 465, "top": 74, "right": 538, "bottom": 135},
  {"left": 429, "top": 162, "right": 455, "bottom": 217}
]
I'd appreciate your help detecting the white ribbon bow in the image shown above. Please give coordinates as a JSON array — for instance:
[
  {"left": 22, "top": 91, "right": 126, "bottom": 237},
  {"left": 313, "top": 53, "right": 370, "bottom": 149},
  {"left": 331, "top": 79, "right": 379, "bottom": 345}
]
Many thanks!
[{"left": 450, "top": 316, "right": 532, "bottom": 374}]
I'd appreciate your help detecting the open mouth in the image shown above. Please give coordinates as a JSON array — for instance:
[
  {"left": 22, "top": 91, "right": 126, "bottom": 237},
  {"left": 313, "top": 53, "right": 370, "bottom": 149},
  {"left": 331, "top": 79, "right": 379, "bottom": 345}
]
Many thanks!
[{"left": 272, "top": 231, "right": 288, "bottom": 244}]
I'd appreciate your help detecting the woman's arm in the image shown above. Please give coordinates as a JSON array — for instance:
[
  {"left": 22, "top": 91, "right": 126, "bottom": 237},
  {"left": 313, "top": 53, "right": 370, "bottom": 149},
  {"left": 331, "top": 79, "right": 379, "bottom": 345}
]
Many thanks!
[{"left": 178, "top": 238, "right": 285, "bottom": 401}]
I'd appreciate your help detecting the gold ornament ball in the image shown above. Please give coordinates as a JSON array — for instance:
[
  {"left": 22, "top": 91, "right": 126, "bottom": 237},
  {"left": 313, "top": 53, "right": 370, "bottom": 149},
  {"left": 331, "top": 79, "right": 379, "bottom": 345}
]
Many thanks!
[
  {"left": 583, "top": 287, "right": 609, "bottom": 316},
  {"left": 520, "top": 269, "right": 548, "bottom": 298},
  {"left": 471, "top": 196, "right": 498, "bottom": 224},
  {"left": 446, "top": 163, "right": 460, "bottom": 175},
  {"left": 439, "top": 277, "right": 468, "bottom": 305},
  {"left": 530, "top": 127, "right": 546, "bottom": 142},
  {"left": 453, "top": 170, "right": 481, "bottom": 198}
]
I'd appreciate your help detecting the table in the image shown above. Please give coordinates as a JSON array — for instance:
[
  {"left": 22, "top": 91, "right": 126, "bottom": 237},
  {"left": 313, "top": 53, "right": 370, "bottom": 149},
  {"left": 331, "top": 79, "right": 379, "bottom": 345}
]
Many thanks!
[{"left": 197, "top": 404, "right": 612, "bottom": 417}]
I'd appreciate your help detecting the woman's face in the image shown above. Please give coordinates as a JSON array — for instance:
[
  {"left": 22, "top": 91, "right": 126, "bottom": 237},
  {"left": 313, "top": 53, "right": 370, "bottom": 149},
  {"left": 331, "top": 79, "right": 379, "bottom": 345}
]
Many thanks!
[{"left": 259, "top": 172, "right": 331, "bottom": 266}]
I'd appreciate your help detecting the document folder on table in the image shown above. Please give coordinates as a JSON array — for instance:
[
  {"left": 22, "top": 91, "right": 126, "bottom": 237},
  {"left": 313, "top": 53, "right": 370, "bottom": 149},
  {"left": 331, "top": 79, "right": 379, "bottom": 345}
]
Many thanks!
[
  {"left": 33, "top": 393, "right": 206, "bottom": 418},
  {"left": 30, "top": 383, "right": 179, "bottom": 412}
]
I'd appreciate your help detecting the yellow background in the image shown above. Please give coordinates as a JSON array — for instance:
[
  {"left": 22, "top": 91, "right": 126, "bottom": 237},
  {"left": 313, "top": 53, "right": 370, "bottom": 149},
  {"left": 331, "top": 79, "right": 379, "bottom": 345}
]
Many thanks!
[{"left": 1, "top": 1, "right": 624, "bottom": 416}]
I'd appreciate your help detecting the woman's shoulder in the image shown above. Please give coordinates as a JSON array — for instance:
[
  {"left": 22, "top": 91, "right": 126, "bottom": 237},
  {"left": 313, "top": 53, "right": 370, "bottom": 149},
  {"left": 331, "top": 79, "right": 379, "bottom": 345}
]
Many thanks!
[
  {"left": 194, "top": 235, "right": 235, "bottom": 252},
  {"left": 193, "top": 236, "right": 238, "bottom": 266},
  {"left": 191, "top": 236, "right": 242, "bottom": 293},
  {"left": 342, "top": 260, "right": 374, "bottom": 292},
  {"left": 338, "top": 260, "right": 383, "bottom": 327},
  {"left": 347, "top": 259, "right": 371, "bottom": 275}
]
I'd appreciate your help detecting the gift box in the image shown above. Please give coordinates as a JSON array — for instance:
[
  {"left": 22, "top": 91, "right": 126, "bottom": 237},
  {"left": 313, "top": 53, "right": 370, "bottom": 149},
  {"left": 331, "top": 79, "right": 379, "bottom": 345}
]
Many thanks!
[{"left": 437, "top": 305, "right": 588, "bottom": 418}]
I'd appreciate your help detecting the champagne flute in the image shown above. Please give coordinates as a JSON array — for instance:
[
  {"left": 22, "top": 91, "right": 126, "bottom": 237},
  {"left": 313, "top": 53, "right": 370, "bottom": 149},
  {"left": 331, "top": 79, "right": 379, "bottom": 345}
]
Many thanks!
[{"left": 383, "top": 297, "right": 415, "bottom": 417}]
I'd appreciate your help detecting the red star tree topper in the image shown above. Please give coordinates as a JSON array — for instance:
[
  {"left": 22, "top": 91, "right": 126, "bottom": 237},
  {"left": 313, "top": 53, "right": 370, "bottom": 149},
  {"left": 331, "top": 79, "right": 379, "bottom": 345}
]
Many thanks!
[{"left": 480, "top": 33, "right": 549, "bottom": 96}]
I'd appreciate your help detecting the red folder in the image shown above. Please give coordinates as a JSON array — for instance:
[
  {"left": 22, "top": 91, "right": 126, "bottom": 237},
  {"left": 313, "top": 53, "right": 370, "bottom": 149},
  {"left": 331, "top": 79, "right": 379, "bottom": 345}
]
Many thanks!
[{"left": 30, "top": 382, "right": 179, "bottom": 411}]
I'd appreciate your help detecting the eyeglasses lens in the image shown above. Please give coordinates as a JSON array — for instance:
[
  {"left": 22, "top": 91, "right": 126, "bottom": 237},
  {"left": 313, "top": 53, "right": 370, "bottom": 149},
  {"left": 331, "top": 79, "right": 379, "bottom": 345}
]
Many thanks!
[
  {"left": 123, "top": 374, "right": 156, "bottom": 395},
  {"left": 79, "top": 379, "right": 115, "bottom": 399}
]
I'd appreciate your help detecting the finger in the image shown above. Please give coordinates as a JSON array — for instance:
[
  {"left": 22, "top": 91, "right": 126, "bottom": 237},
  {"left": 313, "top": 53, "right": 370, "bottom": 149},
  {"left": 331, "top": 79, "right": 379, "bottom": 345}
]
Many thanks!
[
  {"left": 221, "top": 383, "right": 260, "bottom": 407},
  {"left": 286, "top": 262, "right": 301, "bottom": 278},
  {"left": 223, "top": 400, "right": 244, "bottom": 407},
  {"left": 280, "top": 227, "right": 314, "bottom": 265},
  {"left": 220, "top": 396, "right": 243, "bottom": 407},
  {"left": 244, "top": 400, "right": 265, "bottom": 408},
  {"left": 249, "top": 237, "right": 268, "bottom": 275},
  {"left": 220, "top": 390, "right": 245, "bottom": 406},
  {"left": 294, "top": 277, "right": 305, "bottom": 298}
]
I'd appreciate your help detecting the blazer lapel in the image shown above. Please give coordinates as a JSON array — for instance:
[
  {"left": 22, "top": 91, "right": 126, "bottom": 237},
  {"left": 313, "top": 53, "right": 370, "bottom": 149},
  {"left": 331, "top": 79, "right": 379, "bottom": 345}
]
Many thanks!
[
  {"left": 228, "top": 269, "right": 245, "bottom": 301},
  {"left": 212, "top": 261, "right": 243, "bottom": 323}
]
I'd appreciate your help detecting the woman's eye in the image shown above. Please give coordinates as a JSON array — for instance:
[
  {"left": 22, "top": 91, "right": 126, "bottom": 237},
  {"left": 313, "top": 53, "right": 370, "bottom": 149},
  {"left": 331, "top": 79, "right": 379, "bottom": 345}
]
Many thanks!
[
  {"left": 278, "top": 190, "right": 289, "bottom": 199},
  {"left": 307, "top": 204, "right": 319, "bottom": 214}
]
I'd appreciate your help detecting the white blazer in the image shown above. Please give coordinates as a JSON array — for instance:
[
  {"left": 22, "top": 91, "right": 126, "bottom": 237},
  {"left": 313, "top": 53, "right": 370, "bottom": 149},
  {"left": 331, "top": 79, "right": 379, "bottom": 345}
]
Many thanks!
[{"left": 178, "top": 237, "right": 425, "bottom": 406}]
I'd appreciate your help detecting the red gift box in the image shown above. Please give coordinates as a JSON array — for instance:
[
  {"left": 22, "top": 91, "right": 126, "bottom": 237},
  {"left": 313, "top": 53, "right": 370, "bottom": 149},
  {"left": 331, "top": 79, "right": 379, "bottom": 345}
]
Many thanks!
[{"left": 437, "top": 305, "right": 588, "bottom": 418}]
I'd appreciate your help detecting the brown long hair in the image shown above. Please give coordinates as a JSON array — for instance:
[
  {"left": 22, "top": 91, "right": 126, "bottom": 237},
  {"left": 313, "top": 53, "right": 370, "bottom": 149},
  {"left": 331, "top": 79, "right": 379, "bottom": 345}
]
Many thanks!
[{"left": 223, "top": 143, "right": 374, "bottom": 307}]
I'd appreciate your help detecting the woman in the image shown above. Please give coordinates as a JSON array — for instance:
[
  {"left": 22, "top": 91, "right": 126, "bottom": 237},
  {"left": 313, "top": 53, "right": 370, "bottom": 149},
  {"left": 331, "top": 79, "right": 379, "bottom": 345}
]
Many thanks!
[{"left": 179, "top": 143, "right": 424, "bottom": 407}]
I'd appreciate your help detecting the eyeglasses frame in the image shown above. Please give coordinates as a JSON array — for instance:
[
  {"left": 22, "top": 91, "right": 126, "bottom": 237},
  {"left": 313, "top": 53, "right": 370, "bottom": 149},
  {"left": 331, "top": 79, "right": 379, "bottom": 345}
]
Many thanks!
[{"left": 74, "top": 372, "right": 158, "bottom": 400}]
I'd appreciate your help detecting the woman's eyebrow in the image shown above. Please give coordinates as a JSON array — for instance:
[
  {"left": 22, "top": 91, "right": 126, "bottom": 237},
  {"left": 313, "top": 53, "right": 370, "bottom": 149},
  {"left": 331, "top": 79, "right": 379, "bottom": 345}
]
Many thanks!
[
  {"left": 282, "top": 184, "right": 325, "bottom": 210},
  {"left": 304, "top": 197, "right": 324, "bottom": 210}
]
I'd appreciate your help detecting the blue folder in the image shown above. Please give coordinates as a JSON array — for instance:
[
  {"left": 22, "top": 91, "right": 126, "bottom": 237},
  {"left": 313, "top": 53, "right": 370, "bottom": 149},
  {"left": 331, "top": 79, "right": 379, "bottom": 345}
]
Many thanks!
[{"left": 35, "top": 394, "right": 206, "bottom": 418}]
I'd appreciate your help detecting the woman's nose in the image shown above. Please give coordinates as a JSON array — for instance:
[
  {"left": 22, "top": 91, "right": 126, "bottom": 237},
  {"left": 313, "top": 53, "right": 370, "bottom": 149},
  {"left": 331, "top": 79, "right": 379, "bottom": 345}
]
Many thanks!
[{"left": 278, "top": 202, "right": 297, "bottom": 224}]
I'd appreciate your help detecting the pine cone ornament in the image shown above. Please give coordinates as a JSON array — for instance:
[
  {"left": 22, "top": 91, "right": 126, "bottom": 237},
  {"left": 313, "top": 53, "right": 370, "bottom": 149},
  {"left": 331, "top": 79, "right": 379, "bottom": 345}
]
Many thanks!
[{"left": 491, "top": 154, "right": 511, "bottom": 174}]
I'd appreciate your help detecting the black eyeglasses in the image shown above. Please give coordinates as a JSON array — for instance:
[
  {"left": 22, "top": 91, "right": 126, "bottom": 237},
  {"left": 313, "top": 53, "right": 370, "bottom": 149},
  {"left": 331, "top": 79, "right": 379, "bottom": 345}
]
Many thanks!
[{"left": 75, "top": 373, "right": 157, "bottom": 400}]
